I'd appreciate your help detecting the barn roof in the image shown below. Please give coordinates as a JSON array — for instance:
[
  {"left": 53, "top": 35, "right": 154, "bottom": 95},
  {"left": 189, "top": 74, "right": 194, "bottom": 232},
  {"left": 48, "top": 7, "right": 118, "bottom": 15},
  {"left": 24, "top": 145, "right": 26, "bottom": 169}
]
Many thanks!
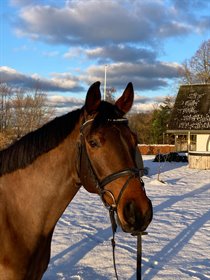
[{"left": 168, "top": 84, "right": 210, "bottom": 132}]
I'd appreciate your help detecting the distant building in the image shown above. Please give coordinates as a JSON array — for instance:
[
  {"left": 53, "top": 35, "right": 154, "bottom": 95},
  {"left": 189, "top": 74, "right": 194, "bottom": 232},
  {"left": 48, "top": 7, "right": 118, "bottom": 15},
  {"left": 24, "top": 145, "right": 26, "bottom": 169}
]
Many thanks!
[{"left": 167, "top": 84, "right": 210, "bottom": 169}]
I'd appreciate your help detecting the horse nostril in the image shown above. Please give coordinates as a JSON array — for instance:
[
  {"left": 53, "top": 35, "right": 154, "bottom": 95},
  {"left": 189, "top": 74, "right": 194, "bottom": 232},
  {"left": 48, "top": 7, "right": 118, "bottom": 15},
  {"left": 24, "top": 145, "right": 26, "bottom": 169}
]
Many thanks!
[
  {"left": 124, "top": 201, "right": 140, "bottom": 226},
  {"left": 123, "top": 200, "right": 153, "bottom": 232}
]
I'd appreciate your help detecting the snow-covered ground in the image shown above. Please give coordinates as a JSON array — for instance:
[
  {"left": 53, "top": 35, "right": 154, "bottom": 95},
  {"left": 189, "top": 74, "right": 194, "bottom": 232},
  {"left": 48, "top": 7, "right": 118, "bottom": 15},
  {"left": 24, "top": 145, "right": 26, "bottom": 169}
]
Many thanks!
[{"left": 43, "top": 156, "right": 210, "bottom": 280}]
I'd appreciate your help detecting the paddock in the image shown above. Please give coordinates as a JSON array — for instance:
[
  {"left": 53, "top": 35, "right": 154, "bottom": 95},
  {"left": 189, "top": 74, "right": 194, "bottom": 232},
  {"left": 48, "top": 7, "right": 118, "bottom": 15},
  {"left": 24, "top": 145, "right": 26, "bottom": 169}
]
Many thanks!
[{"left": 43, "top": 156, "right": 210, "bottom": 280}]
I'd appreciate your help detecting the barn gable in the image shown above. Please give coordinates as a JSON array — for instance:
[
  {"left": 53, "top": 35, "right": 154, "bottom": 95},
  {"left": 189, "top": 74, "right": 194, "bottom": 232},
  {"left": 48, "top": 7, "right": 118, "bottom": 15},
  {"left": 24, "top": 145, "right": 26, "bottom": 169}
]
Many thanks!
[
  {"left": 167, "top": 84, "right": 210, "bottom": 169},
  {"left": 168, "top": 84, "right": 210, "bottom": 131}
]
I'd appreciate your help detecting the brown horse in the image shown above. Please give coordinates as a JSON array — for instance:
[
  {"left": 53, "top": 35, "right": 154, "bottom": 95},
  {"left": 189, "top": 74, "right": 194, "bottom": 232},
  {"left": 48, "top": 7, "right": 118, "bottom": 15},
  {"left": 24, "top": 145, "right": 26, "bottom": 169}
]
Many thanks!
[{"left": 0, "top": 82, "right": 152, "bottom": 280}]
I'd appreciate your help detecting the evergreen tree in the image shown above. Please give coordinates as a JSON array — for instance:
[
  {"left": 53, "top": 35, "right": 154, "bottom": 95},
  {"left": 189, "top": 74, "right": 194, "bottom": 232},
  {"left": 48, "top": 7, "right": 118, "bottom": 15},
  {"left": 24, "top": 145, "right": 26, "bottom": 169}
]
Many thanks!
[{"left": 151, "top": 96, "right": 174, "bottom": 144}]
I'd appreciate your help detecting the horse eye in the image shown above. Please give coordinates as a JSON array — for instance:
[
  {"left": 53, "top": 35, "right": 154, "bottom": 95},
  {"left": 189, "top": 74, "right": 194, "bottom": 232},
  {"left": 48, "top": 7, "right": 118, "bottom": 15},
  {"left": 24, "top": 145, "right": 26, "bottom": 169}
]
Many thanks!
[{"left": 88, "top": 140, "right": 98, "bottom": 148}]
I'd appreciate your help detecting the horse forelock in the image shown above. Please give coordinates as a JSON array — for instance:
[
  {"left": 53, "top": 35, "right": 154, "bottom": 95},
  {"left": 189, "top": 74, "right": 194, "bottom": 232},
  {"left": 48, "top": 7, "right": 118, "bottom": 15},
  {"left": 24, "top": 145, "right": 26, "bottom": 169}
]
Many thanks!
[
  {"left": 0, "top": 109, "right": 82, "bottom": 177},
  {"left": 92, "top": 101, "right": 124, "bottom": 128}
]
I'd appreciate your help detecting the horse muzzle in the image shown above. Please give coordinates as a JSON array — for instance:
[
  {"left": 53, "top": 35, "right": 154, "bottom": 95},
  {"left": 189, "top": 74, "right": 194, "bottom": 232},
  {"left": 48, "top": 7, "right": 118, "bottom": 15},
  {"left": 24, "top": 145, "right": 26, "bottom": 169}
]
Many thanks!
[{"left": 120, "top": 199, "right": 153, "bottom": 234}]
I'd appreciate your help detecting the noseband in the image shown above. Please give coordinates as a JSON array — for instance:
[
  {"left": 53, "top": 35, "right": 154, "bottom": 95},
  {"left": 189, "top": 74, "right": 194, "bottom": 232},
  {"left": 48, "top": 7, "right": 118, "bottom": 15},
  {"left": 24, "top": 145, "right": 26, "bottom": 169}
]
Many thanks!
[{"left": 100, "top": 168, "right": 144, "bottom": 209}]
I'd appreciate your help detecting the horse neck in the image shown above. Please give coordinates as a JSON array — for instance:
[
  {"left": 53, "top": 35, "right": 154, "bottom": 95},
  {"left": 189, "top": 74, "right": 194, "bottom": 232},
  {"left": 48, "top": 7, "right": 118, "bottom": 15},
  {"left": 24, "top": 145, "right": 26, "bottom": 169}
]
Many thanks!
[
  {"left": 4, "top": 114, "right": 84, "bottom": 236},
  {"left": 35, "top": 116, "right": 84, "bottom": 232}
]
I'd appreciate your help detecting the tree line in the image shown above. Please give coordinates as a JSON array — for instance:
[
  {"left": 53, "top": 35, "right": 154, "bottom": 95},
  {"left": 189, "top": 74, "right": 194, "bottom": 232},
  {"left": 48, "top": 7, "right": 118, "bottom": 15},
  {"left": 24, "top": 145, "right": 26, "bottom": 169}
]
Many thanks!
[
  {"left": 128, "top": 96, "right": 175, "bottom": 144},
  {"left": 0, "top": 39, "right": 209, "bottom": 149}
]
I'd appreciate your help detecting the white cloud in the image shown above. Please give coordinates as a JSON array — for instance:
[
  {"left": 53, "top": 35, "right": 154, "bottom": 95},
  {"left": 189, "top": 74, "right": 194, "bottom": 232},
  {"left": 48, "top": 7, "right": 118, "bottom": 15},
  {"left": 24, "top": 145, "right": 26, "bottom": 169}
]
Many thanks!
[
  {"left": 14, "top": 1, "right": 210, "bottom": 47},
  {"left": 50, "top": 72, "right": 80, "bottom": 89},
  {"left": 0, "top": 66, "right": 18, "bottom": 75},
  {"left": 0, "top": 66, "right": 83, "bottom": 92},
  {"left": 84, "top": 61, "right": 182, "bottom": 90},
  {"left": 48, "top": 94, "right": 84, "bottom": 112},
  {"left": 6, "top": 1, "right": 209, "bottom": 96},
  {"left": 63, "top": 47, "right": 84, "bottom": 59},
  {"left": 1, "top": 67, "right": 172, "bottom": 115},
  {"left": 83, "top": 45, "right": 157, "bottom": 64}
]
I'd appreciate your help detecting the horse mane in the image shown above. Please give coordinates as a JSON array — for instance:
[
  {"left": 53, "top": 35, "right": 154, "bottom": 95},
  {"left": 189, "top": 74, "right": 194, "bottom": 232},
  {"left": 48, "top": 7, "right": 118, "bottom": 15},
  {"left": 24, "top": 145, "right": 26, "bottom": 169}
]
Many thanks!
[{"left": 0, "top": 109, "right": 82, "bottom": 176}]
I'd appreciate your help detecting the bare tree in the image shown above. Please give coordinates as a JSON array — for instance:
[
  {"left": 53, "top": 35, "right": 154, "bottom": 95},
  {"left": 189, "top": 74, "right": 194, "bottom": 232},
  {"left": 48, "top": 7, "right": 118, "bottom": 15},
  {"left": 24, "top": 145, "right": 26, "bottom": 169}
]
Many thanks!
[
  {"left": 0, "top": 83, "right": 13, "bottom": 133},
  {"left": 0, "top": 83, "right": 55, "bottom": 148},
  {"left": 180, "top": 39, "right": 210, "bottom": 84},
  {"left": 0, "top": 84, "right": 13, "bottom": 147},
  {"left": 104, "top": 87, "right": 116, "bottom": 103},
  {"left": 128, "top": 112, "right": 154, "bottom": 144},
  {"left": 12, "top": 87, "right": 55, "bottom": 138}
]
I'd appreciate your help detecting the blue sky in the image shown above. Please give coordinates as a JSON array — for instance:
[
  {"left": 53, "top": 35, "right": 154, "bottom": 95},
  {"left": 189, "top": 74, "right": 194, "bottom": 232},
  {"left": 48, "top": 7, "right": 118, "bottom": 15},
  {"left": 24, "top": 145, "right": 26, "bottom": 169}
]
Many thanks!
[{"left": 1, "top": 0, "right": 210, "bottom": 114}]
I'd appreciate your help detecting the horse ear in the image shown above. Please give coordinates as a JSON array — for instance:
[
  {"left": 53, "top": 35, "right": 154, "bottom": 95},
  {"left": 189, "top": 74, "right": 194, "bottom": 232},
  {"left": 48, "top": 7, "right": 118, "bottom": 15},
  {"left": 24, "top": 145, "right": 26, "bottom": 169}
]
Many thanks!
[
  {"left": 115, "top": 82, "right": 134, "bottom": 114},
  {"left": 85, "top": 81, "right": 101, "bottom": 114}
]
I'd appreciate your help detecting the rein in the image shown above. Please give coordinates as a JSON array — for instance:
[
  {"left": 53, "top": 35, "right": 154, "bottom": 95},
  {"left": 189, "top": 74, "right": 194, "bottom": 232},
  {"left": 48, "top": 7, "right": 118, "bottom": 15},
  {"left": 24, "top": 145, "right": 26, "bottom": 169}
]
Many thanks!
[{"left": 79, "top": 118, "right": 145, "bottom": 280}]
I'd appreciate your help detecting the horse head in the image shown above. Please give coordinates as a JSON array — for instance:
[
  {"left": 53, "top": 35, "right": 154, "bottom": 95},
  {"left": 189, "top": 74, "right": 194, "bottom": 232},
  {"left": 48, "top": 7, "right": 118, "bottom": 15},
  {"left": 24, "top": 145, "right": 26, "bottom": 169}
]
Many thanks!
[{"left": 79, "top": 82, "right": 152, "bottom": 234}]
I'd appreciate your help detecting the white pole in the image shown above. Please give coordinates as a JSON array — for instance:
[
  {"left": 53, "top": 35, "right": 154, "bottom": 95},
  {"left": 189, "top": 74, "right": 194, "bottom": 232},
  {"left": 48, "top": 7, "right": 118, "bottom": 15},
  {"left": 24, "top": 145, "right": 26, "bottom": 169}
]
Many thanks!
[
  {"left": 104, "top": 65, "right": 107, "bottom": 100},
  {"left": 188, "top": 131, "right": 191, "bottom": 151}
]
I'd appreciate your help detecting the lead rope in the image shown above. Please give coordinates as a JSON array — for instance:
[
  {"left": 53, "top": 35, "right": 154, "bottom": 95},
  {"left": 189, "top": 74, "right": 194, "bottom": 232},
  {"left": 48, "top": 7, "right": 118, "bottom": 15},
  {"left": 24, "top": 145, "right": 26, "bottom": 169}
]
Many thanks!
[
  {"left": 107, "top": 174, "right": 135, "bottom": 280},
  {"left": 106, "top": 174, "right": 144, "bottom": 280},
  {"left": 109, "top": 208, "right": 146, "bottom": 280},
  {"left": 136, "top": 232, "right": 148, "bottom": 280},
  {"left": 109, "top": 207, "right": 119, "bottom": 280},
  {"left": 137, "top": 234, "right": 142, "bottom": 280}
]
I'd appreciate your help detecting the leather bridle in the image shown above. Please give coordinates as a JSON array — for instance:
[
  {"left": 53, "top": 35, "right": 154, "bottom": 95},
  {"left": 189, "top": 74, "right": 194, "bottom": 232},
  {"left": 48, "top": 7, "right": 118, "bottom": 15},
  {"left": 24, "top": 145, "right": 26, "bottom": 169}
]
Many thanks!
[
  {"left": 79, "top": 117, "right": 146, "bottom": 280},
  {"left": 79, "top": 118, "right": 145, "bottom": 211}
]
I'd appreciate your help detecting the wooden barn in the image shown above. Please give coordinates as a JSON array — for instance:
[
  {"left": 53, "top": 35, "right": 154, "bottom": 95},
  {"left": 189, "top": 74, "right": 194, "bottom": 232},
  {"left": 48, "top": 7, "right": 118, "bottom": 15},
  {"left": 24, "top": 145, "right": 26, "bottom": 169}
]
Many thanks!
[{"left": 167, "top": 84, "right": 210, "bottom": 169}]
